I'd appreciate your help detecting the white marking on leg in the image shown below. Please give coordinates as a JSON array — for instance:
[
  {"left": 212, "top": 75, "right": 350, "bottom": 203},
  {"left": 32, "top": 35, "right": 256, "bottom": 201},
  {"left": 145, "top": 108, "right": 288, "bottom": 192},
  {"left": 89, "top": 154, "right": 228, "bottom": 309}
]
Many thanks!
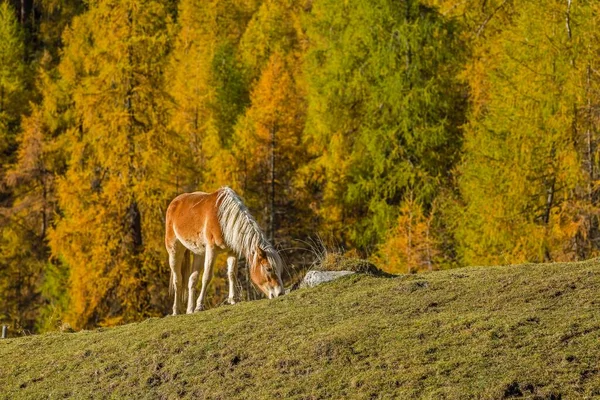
[
  {"left": 195, "top": 246, "right": 214, "bottom": 312},
  {"left": 227, "top": 255, "right": 238, "bottom": 305}
]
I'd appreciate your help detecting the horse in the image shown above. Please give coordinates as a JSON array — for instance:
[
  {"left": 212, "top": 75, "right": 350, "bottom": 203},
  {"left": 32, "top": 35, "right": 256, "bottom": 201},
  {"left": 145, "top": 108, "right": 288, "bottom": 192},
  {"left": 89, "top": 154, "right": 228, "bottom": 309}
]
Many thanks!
[{"left": 164, "top": 186, "right": 285, "bottom": 315}]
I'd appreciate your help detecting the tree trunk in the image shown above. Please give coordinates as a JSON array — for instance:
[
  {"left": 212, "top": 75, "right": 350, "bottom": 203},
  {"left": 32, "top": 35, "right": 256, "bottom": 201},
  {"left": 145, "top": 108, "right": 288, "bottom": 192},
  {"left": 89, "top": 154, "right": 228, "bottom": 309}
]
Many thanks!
[
  {"left": 126, "top": 8, "right": 142, "bottom": 253},
  {"left": 19, "top": 0, "right": 32, "bottom": 25},
  {"left": 269, "top": 126, "right": 275, "bottom": 242}
]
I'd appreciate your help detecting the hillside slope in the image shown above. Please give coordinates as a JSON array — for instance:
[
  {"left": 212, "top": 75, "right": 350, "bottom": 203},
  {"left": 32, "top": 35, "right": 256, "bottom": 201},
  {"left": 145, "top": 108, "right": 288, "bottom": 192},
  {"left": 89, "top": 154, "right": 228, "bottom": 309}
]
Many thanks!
[{"left": 2, "top": 260, "right": 600, "bottom": 399}]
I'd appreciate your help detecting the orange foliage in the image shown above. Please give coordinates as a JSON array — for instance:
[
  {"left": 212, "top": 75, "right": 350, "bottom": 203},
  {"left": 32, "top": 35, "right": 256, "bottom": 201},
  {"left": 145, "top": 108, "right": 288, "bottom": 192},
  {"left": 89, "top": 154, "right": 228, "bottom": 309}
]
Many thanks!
[{"left": 376, "top": 196, "right": 439, "bottom": 274}]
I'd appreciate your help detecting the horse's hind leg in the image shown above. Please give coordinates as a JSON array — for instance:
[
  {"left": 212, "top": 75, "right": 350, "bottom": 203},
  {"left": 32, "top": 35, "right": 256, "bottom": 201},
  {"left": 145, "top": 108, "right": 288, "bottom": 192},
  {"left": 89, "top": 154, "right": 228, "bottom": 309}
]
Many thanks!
[
  {"left": 187, "top": 252, "right": 204, "bottom": 314},
  {"left": 168, "top": 241, "right": 185, "bottom": 315}
]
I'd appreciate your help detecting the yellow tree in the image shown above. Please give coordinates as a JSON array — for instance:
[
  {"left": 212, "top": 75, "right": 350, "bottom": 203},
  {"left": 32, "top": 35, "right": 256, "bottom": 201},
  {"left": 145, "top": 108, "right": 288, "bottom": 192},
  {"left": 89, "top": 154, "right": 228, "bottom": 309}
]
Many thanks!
[
  {"left": 455, "top": 0, "right": 595, "bottom": 265},
  {"left": 238, "top": 0, "right": 303, "bottom": 82},
  {"left": 1, "top": 102, "right": 66, "bottom": 332},
  {"left": 49, "top": 0, "right": 178, "bottom": 328},
  {"left": 567, "top": 2, "right": 600, "bottom": 259},
  {"left": 167, "top": 0, "right": 260, "bottom": 191},
  {"left": 230, "top": 0, "right": 311, "bottom": 294},
  {"left": 35, "top": 0, "right": 85, "bottom": 57},
  {"left": 376, "top": 195, "right": 439, "bottom": 274},
  {"left": 232, "top": 52, "right": 306, "bottom": 242},
  {"left": 167, "top": 0, "right": 265, "bottom": 306}
]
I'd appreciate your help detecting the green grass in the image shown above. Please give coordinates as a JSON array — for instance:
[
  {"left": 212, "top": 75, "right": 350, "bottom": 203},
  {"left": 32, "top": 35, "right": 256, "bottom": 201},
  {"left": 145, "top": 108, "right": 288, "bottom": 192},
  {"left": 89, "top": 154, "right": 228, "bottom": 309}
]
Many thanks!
[{"left": 2, "top": 259, "right": 600, "bottom": 399}]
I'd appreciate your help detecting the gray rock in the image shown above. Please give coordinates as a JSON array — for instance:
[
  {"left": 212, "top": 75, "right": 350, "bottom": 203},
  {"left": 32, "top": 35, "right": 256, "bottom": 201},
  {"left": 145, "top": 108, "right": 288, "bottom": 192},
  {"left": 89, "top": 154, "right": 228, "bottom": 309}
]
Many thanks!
[{"left": 298, "top": 270, "right": 356, "bottom": 289}]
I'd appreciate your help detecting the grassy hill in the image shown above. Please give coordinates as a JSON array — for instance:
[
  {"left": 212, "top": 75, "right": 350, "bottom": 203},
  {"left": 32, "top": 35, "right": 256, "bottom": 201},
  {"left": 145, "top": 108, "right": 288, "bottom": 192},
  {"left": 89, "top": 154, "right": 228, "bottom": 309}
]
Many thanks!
[{"left": 2, "top": 259, "right": 600, "bottom": 399}]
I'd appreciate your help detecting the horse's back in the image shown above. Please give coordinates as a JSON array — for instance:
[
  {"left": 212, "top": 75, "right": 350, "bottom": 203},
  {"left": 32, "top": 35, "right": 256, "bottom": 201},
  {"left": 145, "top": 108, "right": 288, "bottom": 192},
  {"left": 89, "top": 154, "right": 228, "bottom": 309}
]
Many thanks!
[{"left": 166, "top": 191, "right": 212, "bottom": 215}]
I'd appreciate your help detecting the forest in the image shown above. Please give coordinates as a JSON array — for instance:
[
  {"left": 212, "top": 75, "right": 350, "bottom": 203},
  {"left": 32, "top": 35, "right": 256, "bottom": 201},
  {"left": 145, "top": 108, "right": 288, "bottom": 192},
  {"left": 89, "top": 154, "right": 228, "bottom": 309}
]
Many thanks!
[{"left": 1, "top": 0, "right": 599, "bottom": 333}]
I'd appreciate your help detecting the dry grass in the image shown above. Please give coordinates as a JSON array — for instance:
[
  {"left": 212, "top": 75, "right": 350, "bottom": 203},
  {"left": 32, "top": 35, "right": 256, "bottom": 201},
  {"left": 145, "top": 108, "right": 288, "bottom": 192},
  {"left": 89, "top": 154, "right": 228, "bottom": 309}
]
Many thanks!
[{"left": 313, "top": 252, "right": 384, "bottom": 275}]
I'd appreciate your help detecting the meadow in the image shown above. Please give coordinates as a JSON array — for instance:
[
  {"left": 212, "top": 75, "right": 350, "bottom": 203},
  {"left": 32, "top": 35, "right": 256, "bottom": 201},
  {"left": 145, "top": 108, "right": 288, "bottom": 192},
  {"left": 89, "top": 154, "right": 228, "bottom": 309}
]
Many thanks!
[{"left": 2, "top": 258, "right": 599, "bottom": 399}]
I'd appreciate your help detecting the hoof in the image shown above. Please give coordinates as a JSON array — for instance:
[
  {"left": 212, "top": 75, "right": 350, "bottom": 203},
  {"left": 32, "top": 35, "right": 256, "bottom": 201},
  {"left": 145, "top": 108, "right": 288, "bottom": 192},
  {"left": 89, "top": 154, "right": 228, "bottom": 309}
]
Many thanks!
[
  {"left": 227, "top": 299, "right": 236, "bottom": 305},
  {"left": 194, "top": 306, "right": 204, "bottom": 313}
]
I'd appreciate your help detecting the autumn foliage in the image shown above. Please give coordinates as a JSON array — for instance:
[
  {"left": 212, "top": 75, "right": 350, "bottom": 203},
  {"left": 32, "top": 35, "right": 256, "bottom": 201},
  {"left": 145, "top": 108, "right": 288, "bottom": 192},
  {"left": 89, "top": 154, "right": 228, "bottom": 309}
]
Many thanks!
[{"left": 2, "top": 0, "right": 600, "bottom": 332}]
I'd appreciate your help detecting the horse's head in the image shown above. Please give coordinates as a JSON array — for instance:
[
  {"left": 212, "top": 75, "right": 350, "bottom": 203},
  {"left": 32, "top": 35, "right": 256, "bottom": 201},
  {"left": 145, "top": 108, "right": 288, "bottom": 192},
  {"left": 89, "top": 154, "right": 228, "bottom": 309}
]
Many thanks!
[{"left": 250, "top": 247, "right": 284, "bottom": 299}]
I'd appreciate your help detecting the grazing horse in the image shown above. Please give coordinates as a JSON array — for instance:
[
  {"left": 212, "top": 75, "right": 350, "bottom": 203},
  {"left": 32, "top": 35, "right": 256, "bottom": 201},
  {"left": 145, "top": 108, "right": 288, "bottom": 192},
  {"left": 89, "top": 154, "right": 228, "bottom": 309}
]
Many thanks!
[{"left": 165, "top": 187, "right": 285, "bottom": 315}]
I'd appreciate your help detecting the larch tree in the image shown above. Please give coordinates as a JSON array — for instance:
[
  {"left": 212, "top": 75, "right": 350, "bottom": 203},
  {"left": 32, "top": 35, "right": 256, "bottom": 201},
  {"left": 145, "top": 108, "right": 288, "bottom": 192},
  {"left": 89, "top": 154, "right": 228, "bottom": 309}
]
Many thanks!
[
  {"left": 167, "top": 0, "right": 264, "bottom": 306},
  {"left": 0, "top": 0, "right": 38, "bottom": 333},
  {"left": 0, "top": 1, "right": 27, "bottom": 160},
  {"left": 167, "top": 0, "right": 259, "bottom": 192},
  {"left": 455, "top": 0, "right": 593, "bottom": 265},
  {"left": 303, "top": 0, "right": 466, "bottom": 263},
  {"left": 1, "top": 102, "right": 64, "bottom": 332},
  {"left": 0, "top": 0, "right": 85, "bottom": 333},
  {"left": 7, "top": 52, "right": 78, "bottom": 332},
  {"left": 566, "top": 2, "right": 600, "bottom": 259},
  {"left": 375, "top": 194, "right": 439, "bottom": 273},
  {"left": 238, "top": 0, "right": 302, "bottom": 82},
  {"left": 48, "top": 0, "right": 177, "bottom": 328},
  {"left": 232, "top": 52, "right": 306, "bottom": 242},
  {"left": 35, "top": 0, "right": 86, "bottom": 58},
  {"left": 230, "top": 0, "right": 308, "bottom": 238}
]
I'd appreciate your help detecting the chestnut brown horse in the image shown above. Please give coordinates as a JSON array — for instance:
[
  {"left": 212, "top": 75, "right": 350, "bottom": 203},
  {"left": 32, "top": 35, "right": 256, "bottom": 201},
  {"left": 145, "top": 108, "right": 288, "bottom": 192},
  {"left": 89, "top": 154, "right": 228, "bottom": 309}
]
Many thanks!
[{"left": 165, "top": 187, "right": 285, "bottom": 315}]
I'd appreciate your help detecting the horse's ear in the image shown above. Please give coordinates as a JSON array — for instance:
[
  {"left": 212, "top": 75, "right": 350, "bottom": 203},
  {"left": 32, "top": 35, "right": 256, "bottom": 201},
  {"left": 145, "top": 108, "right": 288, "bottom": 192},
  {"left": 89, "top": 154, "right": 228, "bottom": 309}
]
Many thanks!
[{"left": 258, "top": 247, "right": 266, "bottom": 258}]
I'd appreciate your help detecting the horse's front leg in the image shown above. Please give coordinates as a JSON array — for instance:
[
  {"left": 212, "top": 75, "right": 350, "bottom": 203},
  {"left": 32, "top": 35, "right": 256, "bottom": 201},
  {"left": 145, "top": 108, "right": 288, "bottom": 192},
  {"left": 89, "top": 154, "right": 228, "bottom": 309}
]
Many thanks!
[
  {"left": 195, "top": 245, "right": 215, "bottom": 312},
  {"left": 226, "top": 254, "right": 238, "bottom": 305}
]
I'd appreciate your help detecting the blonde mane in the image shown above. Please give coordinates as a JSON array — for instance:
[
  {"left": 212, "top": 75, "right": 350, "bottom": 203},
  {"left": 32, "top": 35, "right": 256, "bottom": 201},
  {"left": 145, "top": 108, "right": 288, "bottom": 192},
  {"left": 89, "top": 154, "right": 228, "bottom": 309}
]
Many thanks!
[{"left": 216, "top": 187, "right": 284, "bottom": 271}]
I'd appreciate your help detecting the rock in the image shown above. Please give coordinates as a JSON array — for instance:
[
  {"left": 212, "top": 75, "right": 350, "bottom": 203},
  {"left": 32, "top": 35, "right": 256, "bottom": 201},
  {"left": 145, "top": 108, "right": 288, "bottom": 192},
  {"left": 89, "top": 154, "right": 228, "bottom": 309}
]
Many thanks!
[{"left": 298, "top": 270, "right": 356, "bottom": 289}]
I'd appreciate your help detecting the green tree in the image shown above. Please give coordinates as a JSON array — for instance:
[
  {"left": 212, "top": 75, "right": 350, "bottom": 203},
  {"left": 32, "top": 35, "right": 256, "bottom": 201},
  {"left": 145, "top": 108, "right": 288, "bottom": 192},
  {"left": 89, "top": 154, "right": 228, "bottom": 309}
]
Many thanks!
[
  {"left": 238, "top": 0, "right": 302, "bottom": 82},
  {"left": 1, "top": 100, "right": 66, "bottom": 332},
  {"left": 0, "top": 1, "right": 27, "bottom": 158},
  {"left": 455, "top": 0, "right": 600, "bottom": 265},
  {"left": 304, "top": 0, "right": 466, "bottom": 257},
  {"left": 0, "top": 0, "right": 40, "bottom": 334}
]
